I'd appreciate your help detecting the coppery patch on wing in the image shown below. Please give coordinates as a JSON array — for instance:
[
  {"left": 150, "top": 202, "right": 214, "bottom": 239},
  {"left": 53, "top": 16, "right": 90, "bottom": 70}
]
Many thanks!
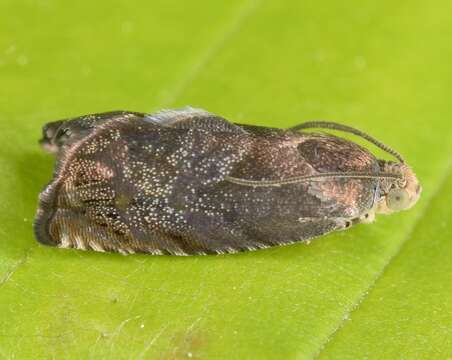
[
  {"left": 308, "top": 180, "right": 367, "bottom": 218},
  {"left": 298, "top": 133, "right": 378, "bottom": 173},
  {"left": 230, "top": 133, "right": 315, "bottom": 180}
]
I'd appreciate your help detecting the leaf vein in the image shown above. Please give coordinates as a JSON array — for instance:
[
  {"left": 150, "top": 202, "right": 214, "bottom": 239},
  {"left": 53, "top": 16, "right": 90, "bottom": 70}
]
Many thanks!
[
  {"left": 159, "top": 0, "right": 262, "bottom": 106},
  {"left": 0, "top": 245, "right": 36, "bottom": 290}
]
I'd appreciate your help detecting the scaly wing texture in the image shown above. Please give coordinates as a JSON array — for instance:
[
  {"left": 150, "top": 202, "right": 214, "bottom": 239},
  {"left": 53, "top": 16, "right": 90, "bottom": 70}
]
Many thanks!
[
  {"left": 35, "top": 116, "right": 251, "bottom": 255},
  {"left": 36, "top": 115, "right": 380, "bottom": 255},
  {"left": 144, "top": 107, "right": 247, "bottom": 133}
]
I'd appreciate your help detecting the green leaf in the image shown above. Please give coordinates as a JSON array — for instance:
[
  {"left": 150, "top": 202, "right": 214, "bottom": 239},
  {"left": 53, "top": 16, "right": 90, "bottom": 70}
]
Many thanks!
[{"left": 0, "top": 0, "right": 451, "bottom": 359}]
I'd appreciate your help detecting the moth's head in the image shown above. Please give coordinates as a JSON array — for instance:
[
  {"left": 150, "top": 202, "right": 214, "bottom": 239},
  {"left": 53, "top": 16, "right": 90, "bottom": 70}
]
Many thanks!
[{"left": 376, "top": 161, "right": 421, "bottom": 214}]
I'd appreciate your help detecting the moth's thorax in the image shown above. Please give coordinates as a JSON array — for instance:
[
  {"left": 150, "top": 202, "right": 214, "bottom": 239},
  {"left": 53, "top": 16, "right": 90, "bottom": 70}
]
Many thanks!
[{"left": 376, "top": 161, "right": 421, "bottom": 214}]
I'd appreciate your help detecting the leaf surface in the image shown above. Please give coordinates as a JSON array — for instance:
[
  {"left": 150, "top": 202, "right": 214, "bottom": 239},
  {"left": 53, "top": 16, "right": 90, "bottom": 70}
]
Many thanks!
[{"left": 0, "top": 0, "right": 451, "bottom": 358}]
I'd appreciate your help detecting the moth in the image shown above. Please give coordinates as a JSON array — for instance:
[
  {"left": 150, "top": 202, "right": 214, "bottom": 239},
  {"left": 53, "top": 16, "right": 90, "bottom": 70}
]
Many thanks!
[{"left": 35, "top": 107, "right": 421, "bottom": 255}]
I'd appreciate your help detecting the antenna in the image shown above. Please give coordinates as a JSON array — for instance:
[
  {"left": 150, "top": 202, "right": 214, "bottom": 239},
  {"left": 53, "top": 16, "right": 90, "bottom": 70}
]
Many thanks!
[{"left": 289, "top": 121, "right": 405, "bottom": 163}]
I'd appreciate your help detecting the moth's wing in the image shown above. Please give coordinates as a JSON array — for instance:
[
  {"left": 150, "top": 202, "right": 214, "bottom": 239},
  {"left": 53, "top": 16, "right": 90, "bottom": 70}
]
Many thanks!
[
  {"left": 35, "top": 203, "right": 202, "bottom": 256},
  {"left": 235, "top": 216, "right": 349, "bottom": 251},
  {"left": 144, "top": 106, "right": 247, "bottom": 134},
  {"left": 185, "top": 130, "right": 380, "bottom": 253},
  {"left": 34, "top": 117, "right": 251, "bottom": 255},
  {"left": 35, "top": 117, "right": 378, "bottom": 256},
  {"left": 187, "top": 130, "right": 379, "bottom": 254},
  {"left": 167, "top": 129, "right": 381, "bottom": 254},
  {"left": 36, "top": 117, "right": 166, "bottom": 254},
  {"left": 176, "top": 203, "right": 351, "bottom": 254},
  {"left": 40, "top": 111, "right": 145, "bottom": 155}
]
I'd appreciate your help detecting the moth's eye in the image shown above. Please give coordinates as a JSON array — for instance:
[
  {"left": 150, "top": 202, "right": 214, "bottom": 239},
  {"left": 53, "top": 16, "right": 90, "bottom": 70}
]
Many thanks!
[{"left": 386, "top": 188, "right": 410, "bottom": 211}]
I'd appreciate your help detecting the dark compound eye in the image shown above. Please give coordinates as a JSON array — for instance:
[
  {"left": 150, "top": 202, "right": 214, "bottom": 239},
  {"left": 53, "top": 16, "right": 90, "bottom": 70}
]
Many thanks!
[{"left": 386, "top": 188, "right": 410, "bottom": 211}]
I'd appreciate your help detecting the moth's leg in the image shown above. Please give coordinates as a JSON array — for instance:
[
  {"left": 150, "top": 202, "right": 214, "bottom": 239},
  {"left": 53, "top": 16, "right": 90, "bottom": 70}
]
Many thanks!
[
  {"left": 290, "top": 217, "right": 356, "bottom": 246},
  {"left": 358, "top": 210, "right": 376, "bottom": 223},
  {"left": 333, "top": 217, "right": 355, "bottom": 231},
  {"left": 335, "top": 210, "right": 376, "bottom": 231}
]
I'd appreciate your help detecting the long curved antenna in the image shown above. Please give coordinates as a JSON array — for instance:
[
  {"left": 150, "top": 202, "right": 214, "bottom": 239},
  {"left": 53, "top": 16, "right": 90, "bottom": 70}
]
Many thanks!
[
  {"left": 289, "top": 121, "right": 405, "bottom": 163},
  {"left": 225, "top": 171, "right": 402, "bottom": 187}
]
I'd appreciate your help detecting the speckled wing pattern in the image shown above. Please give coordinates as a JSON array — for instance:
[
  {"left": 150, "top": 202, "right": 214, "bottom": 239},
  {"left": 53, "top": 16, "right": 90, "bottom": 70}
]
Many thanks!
[
  {"left": 143, "top": 107, "right": 248, "bottom": 134},
  {"left": 35, "top": 109, "right": 380, "bottom": 255}
]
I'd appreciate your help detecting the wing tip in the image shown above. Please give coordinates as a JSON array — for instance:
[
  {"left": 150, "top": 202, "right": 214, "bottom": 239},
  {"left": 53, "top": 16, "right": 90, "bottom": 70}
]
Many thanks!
[{"left": 33, "top": 187, "right": 59, "bottom": 247}]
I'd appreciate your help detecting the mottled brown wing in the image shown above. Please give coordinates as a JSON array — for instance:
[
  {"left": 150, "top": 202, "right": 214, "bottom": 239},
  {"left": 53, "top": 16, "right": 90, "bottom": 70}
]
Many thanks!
[
  {"left": 178, "top": 129, "right": 380, "bottom": 254},
  {"left": 35, "top": 115, "right": 380, "bottom": 255},
  {"left": 34, "top": 116, "right": 252, "bottom": 255}
]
